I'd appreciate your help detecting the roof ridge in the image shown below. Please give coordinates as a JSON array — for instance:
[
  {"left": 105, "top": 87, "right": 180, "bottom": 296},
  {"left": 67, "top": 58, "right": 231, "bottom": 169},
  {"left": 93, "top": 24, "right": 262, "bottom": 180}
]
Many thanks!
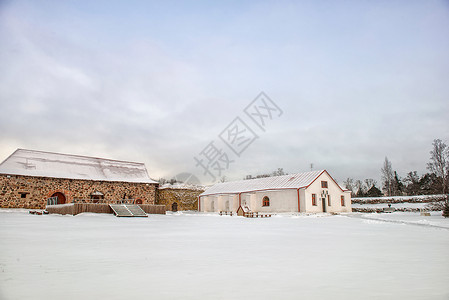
[
  {"left": 217, "top": 169, "right": 325, "bottom": 185},
  {"left": 201, "top": 169, "right": 327, "bottom": 196}
]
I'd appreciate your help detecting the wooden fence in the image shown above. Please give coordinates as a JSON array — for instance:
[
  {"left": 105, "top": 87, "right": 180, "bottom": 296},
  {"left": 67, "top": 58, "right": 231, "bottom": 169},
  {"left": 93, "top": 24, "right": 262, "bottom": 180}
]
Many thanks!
[
  {"left": 139, "top": 204, "right": 166, "bottom": 214},
  {"left": 46, "top": 203, "right": 166, "bottom": 216}
]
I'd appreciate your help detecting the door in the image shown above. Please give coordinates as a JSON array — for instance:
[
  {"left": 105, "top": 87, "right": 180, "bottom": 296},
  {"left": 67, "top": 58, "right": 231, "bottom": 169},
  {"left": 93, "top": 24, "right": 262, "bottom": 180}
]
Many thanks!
[
  {"left": 322, "top": 197, "right": 326, "bottom": 212},
  {"left": 51, "top": 192, "right": 66, "bottom": 204}
]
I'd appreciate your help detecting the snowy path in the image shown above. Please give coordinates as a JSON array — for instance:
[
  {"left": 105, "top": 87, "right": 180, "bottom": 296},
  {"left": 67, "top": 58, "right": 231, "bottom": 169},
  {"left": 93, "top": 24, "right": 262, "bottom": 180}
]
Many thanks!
[
  {"left": 347, "top": 212, "right": 449, "bottom": 230},
  {"left": 1, "top": 210, "right": 448, "bottom": 300}
]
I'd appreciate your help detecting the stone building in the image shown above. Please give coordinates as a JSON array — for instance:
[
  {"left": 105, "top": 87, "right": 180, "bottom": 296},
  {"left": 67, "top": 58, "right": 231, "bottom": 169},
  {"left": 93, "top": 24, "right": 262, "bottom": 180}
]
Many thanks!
[
  {"left": 199, "top": 170, "right": 352, "bottom": 214},
  {"left": 0, "top": 149, "right": 158, "bottom": 209},
  {"left": 156, "top": 183, "right": 204, "bottom": 211}
]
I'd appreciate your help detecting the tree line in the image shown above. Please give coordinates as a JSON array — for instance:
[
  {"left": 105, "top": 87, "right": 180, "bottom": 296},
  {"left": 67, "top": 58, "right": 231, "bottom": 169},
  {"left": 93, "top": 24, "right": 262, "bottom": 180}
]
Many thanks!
[{"left": 345, "top": 139, "right": 449, "bottom": 197}]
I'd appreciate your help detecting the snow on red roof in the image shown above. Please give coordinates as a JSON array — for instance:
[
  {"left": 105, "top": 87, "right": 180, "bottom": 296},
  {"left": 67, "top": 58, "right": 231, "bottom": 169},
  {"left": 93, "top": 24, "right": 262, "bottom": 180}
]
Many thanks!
[{"left": 200, "top": 170, "right": 331, "bottom": 196}]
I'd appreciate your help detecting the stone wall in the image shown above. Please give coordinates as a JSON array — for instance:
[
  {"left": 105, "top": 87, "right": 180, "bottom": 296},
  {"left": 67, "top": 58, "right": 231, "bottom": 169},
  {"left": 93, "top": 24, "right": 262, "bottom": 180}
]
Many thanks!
[
  {"left": 0, "top": 174, "right": 158, "bottom": 209},
  {"left": 351, "top": 195, "right": 446, "bottom": 204},
  {"left": 156, "top": 188, "right": 203, "bottom": 211}
]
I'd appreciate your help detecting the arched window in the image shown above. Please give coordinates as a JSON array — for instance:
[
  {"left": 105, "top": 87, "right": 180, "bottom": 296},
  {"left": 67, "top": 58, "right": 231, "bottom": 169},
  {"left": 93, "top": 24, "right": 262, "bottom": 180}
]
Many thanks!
[{"left": 262, "top": 196, "right": 270, "bottom": 207}]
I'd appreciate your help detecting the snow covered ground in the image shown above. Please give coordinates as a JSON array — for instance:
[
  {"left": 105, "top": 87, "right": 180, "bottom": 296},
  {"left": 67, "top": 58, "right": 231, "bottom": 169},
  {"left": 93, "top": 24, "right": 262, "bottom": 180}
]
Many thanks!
[
  {"left": 1, "top": 210, "right": 448, "bottom": 300},
  {"left": 351, "top": 202, "right": 429, "bottom": 209}
]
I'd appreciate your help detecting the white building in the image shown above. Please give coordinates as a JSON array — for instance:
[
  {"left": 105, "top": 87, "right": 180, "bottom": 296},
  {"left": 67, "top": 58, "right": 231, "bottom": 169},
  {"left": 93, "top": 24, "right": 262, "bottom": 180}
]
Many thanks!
[{"left": 199, "top": 170, "right": 351, "bottom": 214}]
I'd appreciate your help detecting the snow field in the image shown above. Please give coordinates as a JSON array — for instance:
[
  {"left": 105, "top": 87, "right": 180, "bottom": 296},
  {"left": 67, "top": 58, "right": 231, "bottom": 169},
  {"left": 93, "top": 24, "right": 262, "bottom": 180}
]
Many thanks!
[{"left": 0, "top": 210, "right": 448, "bottom": 300}]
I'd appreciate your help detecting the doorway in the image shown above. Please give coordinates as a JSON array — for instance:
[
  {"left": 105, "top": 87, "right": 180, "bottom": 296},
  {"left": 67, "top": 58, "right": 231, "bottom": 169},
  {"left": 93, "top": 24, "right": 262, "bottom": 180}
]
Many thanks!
[
  {"left": 322, "top": 197, "right": 326, "bottom": 213},
  {"left": 51, "top": 192, "right": 66, "bottom": 205}
]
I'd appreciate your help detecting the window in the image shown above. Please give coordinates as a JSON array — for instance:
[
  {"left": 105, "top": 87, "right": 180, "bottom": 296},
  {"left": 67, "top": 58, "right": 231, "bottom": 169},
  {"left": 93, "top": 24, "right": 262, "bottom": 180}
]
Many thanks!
[
  {"left": 328, "top": 195, "right": 331, "bottom": 206},
  {"left": 341, "top": 195, "right": 345, "bottom": 206},
  {"left": 20, "top": 193, "right": 27, "bottom": 199},
  {"left": 262, "top": 196, "right": 270, "bottom": 206},
  {"left": 321, "top": 181, "right": 328, "bottom": 188},
  {"left": 312, "top": 194, "right": 317, "bottom": 206}
]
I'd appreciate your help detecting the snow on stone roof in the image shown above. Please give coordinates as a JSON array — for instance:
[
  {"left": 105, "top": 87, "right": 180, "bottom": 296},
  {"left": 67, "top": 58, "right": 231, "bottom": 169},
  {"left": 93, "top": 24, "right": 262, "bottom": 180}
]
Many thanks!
[
  {"left": 0, "top": 149, "right": 158, "bottom": 184},
  {"left": 159, "top": 183, "right": 205, "bottom": 191},
  {"left": 201, "top": 170, "right": 330, "bottom": 196}
]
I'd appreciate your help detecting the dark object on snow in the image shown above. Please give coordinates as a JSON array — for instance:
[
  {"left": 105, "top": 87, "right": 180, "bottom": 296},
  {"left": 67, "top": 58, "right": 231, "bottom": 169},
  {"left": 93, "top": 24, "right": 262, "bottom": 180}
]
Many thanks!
[
  {"left": 383, "top": 203, "right": 395, "bottom": 213},
  {"left": 383, "top": 207, "right": 395, "bottom": 213},
  {"left": 29, "top": 210, "right": 43, "bottom": 215}
]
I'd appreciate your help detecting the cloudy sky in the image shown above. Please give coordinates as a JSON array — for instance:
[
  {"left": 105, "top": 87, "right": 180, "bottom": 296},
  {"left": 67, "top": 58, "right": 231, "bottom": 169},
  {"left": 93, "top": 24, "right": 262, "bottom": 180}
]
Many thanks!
[{"left": 0, "top": 0, "right": 448, "bottom": 185}]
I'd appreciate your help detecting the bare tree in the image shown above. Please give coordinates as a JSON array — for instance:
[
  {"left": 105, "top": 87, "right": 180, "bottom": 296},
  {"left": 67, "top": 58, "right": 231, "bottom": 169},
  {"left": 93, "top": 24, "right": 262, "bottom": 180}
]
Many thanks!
[
  {"left": 272, "top": 168, "right": 287, "bottom": 176},
  {"left": 427, "top": 139, "right": 449, "bottom": 194},
  {"left": 219, "top": 176, "right": 227, "bottom": 183},
  {"left": 364, "top": 178, "right": 377, "bottom": 190},
  {"left": 343, "top": 178, "right": 354, "bottom": 192},
  {"left": 381, "top": 157, "right": 394, "bottom": 196},
  {"left": 355, "top": 179, "right": 364, "bottom": 195}
]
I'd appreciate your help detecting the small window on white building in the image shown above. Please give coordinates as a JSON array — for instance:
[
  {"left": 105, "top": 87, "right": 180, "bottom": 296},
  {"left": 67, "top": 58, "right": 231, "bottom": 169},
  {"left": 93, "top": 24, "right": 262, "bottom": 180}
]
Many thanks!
[
  {"left": 312, "top": 194, "right": 317, "bottom": 206},
  {"left": 321, "top": 181, "right": 328, "bottom": 188},
  {"left": 262, "top": 196, "right": 270, "bottom": 206},
  {"left": 328, "top": 195, "right": 331, "bottom": 206},
  {"left": 341, "top": 195, "right": 345, "bottom": 206}
]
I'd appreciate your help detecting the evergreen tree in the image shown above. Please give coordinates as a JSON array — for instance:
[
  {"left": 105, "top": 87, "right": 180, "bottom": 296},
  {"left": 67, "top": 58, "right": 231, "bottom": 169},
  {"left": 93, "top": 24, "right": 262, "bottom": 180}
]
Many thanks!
[
  {"left": 356, "top": 188, "right": 365, "bottom": 198},
  {"left": 392, "top": 171, "right": 404, "bottom": 196},
  {"left": 419, "top": 173, "right": 441, "bottom": 195},
  {"left": 366, "top": 185, "right": 383, "bottom": 197},
  {"left": 404, "top": 171, "right": 420, "bottom": 195}
]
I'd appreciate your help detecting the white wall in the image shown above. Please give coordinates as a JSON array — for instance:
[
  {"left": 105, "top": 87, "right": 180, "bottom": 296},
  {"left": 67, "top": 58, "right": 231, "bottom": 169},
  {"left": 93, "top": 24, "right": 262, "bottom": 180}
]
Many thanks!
[
  {"left": 242, "top": 189, "right": 298, "bottom": 213},
  {"left": 303, "top": 172, "right": 352, "bottom": 213},
  {"left": 199, "top": 171, "right": 352, "bottom": 213},
  {"left": 200, "top": 194, "right": 240, "bottom": 212}
]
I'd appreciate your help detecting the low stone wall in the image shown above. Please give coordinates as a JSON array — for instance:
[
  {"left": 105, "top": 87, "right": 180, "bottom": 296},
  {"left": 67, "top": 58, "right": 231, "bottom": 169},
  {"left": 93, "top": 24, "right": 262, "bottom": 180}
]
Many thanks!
[
  {"left": 352, "top": 200, "right": 445, "bottom": 213},
  {"left": 157, "top": 188, "right": 203, "bottom": 211},
  {"left": 352, "top": 207, "right": 421, "bottom": 213},
  {"left": 352, "top": 195, "right": 446, "bottom": 204}
]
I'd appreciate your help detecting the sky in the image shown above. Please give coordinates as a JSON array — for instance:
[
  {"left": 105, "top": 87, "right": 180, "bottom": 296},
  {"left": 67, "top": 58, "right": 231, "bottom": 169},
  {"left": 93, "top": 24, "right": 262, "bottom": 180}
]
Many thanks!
[{"left": 0, "top": 0, "right": 448, "bottom": 185}]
